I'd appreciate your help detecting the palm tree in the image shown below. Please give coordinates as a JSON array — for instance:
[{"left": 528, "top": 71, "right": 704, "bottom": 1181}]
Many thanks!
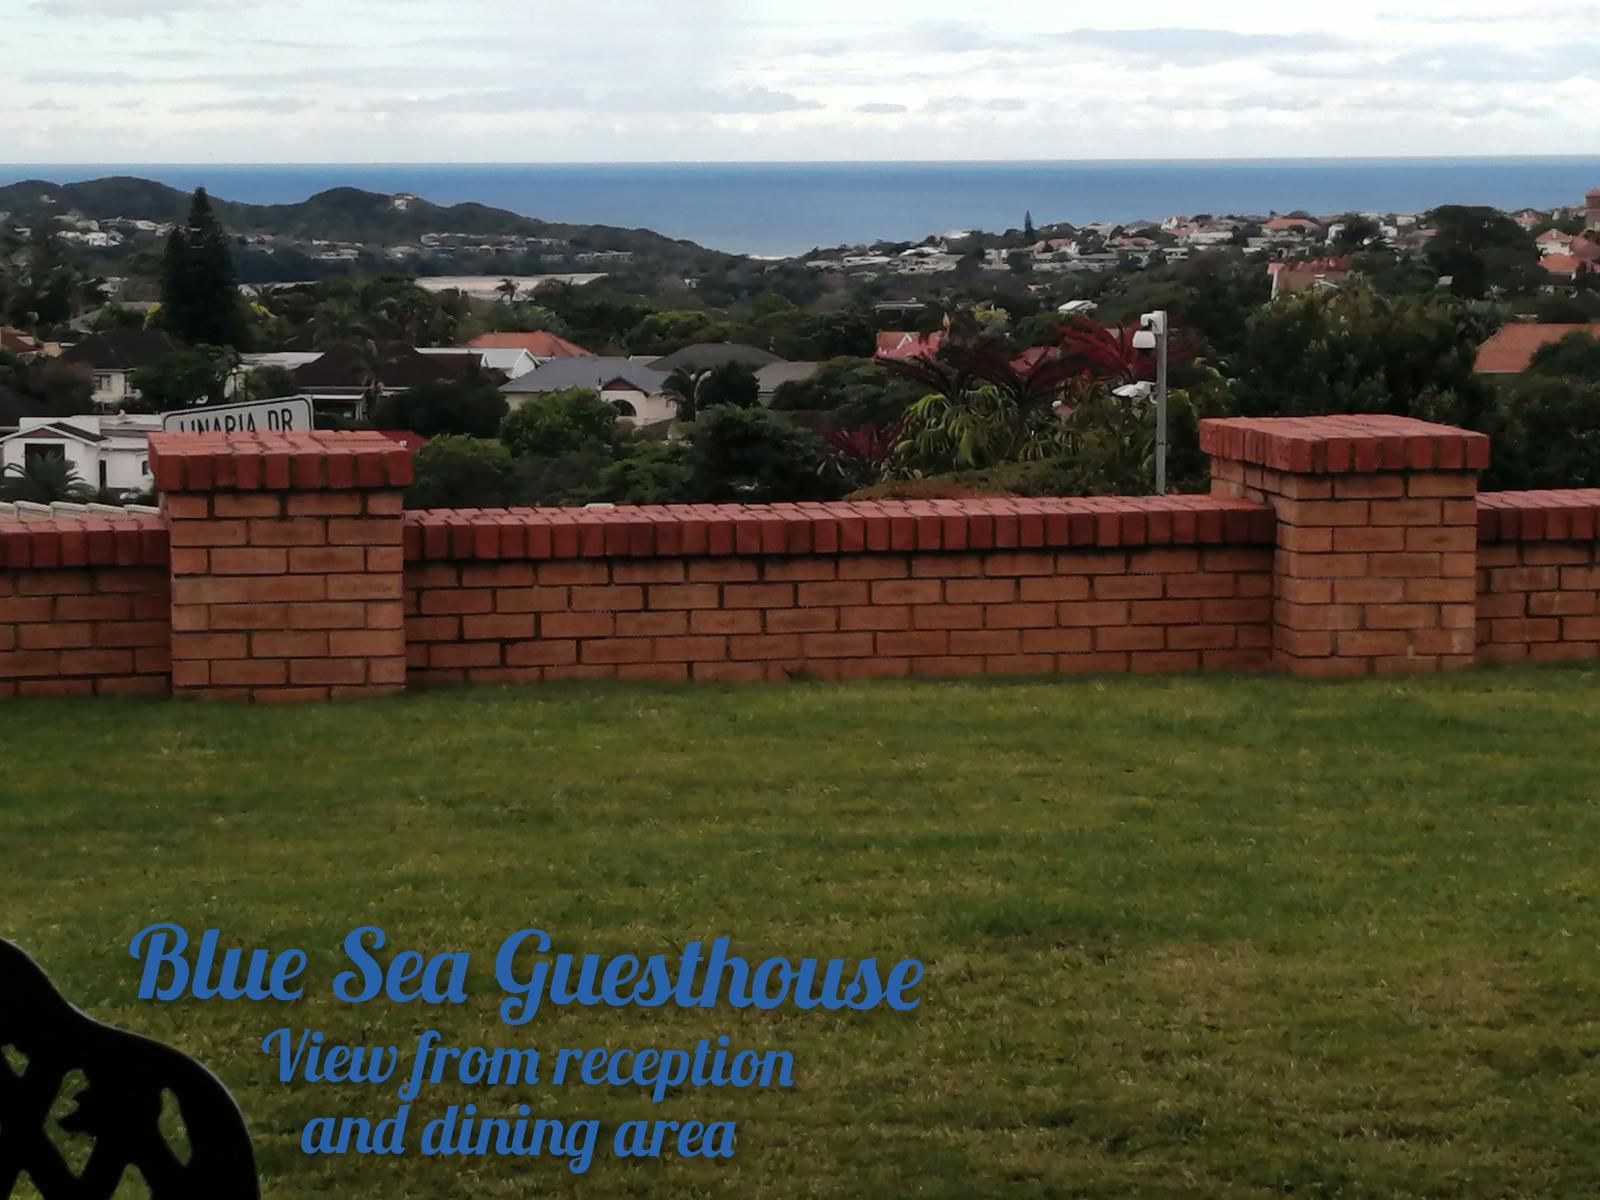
[
  {"left": 496, "top": 278, "right": 520, "bottom": 304},
  {"left": 354, "top": 338, "right": 389, "bottom": 420},
  {"left": 311, "top": 299, "right": 369, "bottom": 350},
  {"left": 663, "top": 367, "right": 710, "bottom": 423},
  {"left": 0, "top": 457, "right": 95, "bottom": 504}
]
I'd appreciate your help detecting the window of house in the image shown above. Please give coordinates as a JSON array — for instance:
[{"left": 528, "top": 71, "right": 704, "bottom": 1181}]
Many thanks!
[
  {"left": 23, "top": 444, "right": 66, "bottom": 470},
  {"left": 94, "top": 374, "right": 113, "bottom": 392},
  {"left": 141, "top": 459, "right": 151, "bottom": 476},
  {"left": 612, "top": 399, "right": 638, "bottom": 418}
]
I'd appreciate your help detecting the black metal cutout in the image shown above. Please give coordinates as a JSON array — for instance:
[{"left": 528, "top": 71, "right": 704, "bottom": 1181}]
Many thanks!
[{"left": 0, "top": 940, "right": 260, "bottom": 1199}]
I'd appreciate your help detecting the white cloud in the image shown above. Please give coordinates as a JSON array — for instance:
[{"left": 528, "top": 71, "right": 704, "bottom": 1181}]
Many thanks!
[{"left": 2, "top": 0, "right": 1597, "bottom": 161}]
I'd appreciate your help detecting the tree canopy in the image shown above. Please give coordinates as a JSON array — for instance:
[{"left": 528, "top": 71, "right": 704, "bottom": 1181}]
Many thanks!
[{"left": 159, "top": 188, "right": 248, "bottom": 348}]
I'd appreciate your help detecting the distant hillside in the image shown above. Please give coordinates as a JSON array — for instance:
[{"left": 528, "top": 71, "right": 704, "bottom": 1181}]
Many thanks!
[{"left": 0, "top": 175, "right": 730, "bottom": 257}]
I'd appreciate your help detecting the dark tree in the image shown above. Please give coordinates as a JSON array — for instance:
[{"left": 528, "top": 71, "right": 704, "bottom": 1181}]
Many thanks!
[
  {"left": 685, "top": 407, "right": 840, "bottom": 503},
  {"left": 371, "top": 377, "right": 508, "bottom": 439},
  {"left": 499, "top": 388, "right": 620, "bottom": 457},
  {"left": 1528, "top": 332, "right": 1600, "bottom": 380},
  {"left": 404, "top": 436, "right": 518, "bottom": 508},
  {"left": 126, "top": 347, "right": 233, "bottom": 413},
  {"left": 1425, "top": 206, "right": 1541, "bottom": 300},
  {"left": 159, "top": 189, "right": 248, "bottom": 348}
]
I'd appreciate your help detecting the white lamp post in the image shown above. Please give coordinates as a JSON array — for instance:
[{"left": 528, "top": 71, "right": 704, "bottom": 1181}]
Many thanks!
[{"left": 1131, "top": 310, "right": 1169, "bottom": 494}]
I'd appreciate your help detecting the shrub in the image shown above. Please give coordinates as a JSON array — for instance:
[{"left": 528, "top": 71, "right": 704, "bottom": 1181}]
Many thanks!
[
  {"left": 499, "top": 389, "right": 620, "bottom": 457},
  {"left": 404, "top": 436, "right": 517, "bottom": 508},
  {"left": 373, "top": 378, "right": 508, "bottom": 439}
]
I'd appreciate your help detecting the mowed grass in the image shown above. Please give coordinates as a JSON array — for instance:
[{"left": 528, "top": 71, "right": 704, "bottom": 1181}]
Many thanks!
[{"left": 6, "top": 667, "right": 1600, "bottom": 1198}]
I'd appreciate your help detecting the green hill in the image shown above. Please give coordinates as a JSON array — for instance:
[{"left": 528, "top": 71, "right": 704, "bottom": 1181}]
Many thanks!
[{"left": 0, "top": 175, "right": 725, "bottom": 256}]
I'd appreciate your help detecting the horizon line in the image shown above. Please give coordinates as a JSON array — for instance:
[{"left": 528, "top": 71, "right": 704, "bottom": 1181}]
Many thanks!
[{"left": 4, "top": 153, "right": 1600, "bottom": 170}]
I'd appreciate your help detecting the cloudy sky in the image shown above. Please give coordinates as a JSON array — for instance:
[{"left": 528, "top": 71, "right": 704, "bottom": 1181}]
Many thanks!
[{"left": 4, "top": 0, "right": 1598, "bottom": 162}]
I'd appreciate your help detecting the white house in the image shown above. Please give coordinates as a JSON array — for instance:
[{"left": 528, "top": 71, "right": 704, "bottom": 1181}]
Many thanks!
[{"left": 0, "top": 414, "right": 161, "bottom": 496}]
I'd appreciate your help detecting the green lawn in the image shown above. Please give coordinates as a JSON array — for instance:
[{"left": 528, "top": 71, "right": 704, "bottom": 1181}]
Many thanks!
[{"left": 6, "top": 667, "right": 1600, "bottom": 1198}]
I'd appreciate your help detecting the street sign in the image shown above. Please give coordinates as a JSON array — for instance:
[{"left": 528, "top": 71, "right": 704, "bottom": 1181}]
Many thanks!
[{"left": 160, "top": 396, "right": 315, "bottom": 435}]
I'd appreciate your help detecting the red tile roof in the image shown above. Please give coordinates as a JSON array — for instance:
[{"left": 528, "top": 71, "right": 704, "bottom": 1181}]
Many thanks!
[
  {"left": 1474, "top": 323, "right": 1600, "bottom": 374},
  {"left": 468, "top": 331, "right": 593, "bottom": 358},
  {"left": 1538, "top": 255, "right": 1600, "bottom": 279},
  {"left": 875, "top": 331, "right": 946, "bottom": 360},
  {"left": 0, "top": 327, "right": 43, "bottom": 355}
]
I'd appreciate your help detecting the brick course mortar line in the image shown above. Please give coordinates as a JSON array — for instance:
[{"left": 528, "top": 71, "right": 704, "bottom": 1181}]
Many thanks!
[{"left": 401, "top": 547, "right": 1278, "bottom": 686}]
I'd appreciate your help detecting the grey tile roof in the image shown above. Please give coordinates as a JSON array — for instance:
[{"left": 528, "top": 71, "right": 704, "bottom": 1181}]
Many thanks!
[
  {"left": 501, "top": 357, "right": 669, "bottom": 395},
  {"left": 649, "top": 343, "right": 784, "bottom": 373}
]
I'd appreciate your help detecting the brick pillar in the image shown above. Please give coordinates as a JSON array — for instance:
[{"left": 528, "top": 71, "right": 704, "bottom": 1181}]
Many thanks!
[
  {"left": 1201, "top": 415, "right": 1488, "bottom": 677},
  {"left": 149, "top": 431, "right": 414, "bottom": 701}
]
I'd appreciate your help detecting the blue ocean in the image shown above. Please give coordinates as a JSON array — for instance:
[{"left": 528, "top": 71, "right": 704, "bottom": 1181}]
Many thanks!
[{"left": 3, "top": 159, "right": 1597, "bottom": 257}]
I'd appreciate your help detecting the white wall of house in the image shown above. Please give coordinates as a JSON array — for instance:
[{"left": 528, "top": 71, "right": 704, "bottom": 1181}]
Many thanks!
[
  {"left": 601, "top": 384, "right": 676, "bottom": 426},
  {"left": 505, "top": 383, "right": 677, "bottom": 428},
  {"left": 89, "top": 369, "right": 132, "bottom": 410}
]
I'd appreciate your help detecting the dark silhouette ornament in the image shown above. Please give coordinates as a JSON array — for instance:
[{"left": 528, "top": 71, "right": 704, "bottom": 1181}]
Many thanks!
[{"left": 0, "top": 939, "right": 260, "bottom": 1199}]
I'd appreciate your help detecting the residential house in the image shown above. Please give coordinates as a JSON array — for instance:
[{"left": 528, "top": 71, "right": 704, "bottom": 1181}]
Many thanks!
[
  {"left": 1537, "top": 229, "right": 1573, "bottom": 257},
  {"left": 754, "top": 362, "right": 821, "bottom": 406},
  {"left": 1512, "top": 209, "right": 1546, "bottom": 231},
  {"left": 875, "top": 331, "right": 946, "bottom": 361},
  {"left": 1264, "top": 216, "right": 1322, "bottom": 236},
  {"left": 500, "top": 358, "right": 674, "bottom": 427},
  {"left": 872, "top": 300, "right": 928, "bottom": 319},
  {"left": 1537, "top": 255, "right": 1600, "bottom": 285},
  {"left": 650, "top": 343, "right": 783, "bottom": 373},
  {"left": 292, "top": 345, "right": 506, "bottom": 421},
  {"left": 1587, "top": 187, "right": 1600, "bottom": 231},
  {"left": 418, "top": 346, "right": 538, "bottom": 379},
  {"left": 467, "top": 330, "right": 594, "bottom": 363},
  {"left": 1179, "top": 226, "right": 1237, "bottom": 248},
  {"left": 1266, "top": 256, "right": 1352, "bottom": 300},
  {"left": 0, "top": 414, "right": 162, "bottom": 495},
  {"left": 58, "top": 330, "right": 188, "bottom": 410},
  {"left": 1474, "top": 323, "right": 1600, "bottom": 374},
  {"left": 0, "top": 327, "right": 57, "bottom": 360}
]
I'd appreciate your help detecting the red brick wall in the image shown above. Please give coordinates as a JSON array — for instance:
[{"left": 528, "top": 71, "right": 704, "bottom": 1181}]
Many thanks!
[
  {"left": 153, "top": 431, "right": 412, "bottom": 702},
  {"left": 1476, "top": 492, "right": 1600, "bottom": 663},
  {"left": 1203, "top": 414, "right": 1488, "bottom": 677},
  {"left": 403, "top": 544, "right": 1275, "bottom": 685},
  {"left": 0, "top": 511, "right": 170, "bottom": 697},
  {"left": 7, "top": 424, "right": 1600, "bottom": 702}
]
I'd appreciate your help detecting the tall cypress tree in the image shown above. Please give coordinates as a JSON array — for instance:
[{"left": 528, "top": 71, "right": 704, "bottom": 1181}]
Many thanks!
[{"left": 159, "top": 188, "right": 246, "bottom": 348}]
